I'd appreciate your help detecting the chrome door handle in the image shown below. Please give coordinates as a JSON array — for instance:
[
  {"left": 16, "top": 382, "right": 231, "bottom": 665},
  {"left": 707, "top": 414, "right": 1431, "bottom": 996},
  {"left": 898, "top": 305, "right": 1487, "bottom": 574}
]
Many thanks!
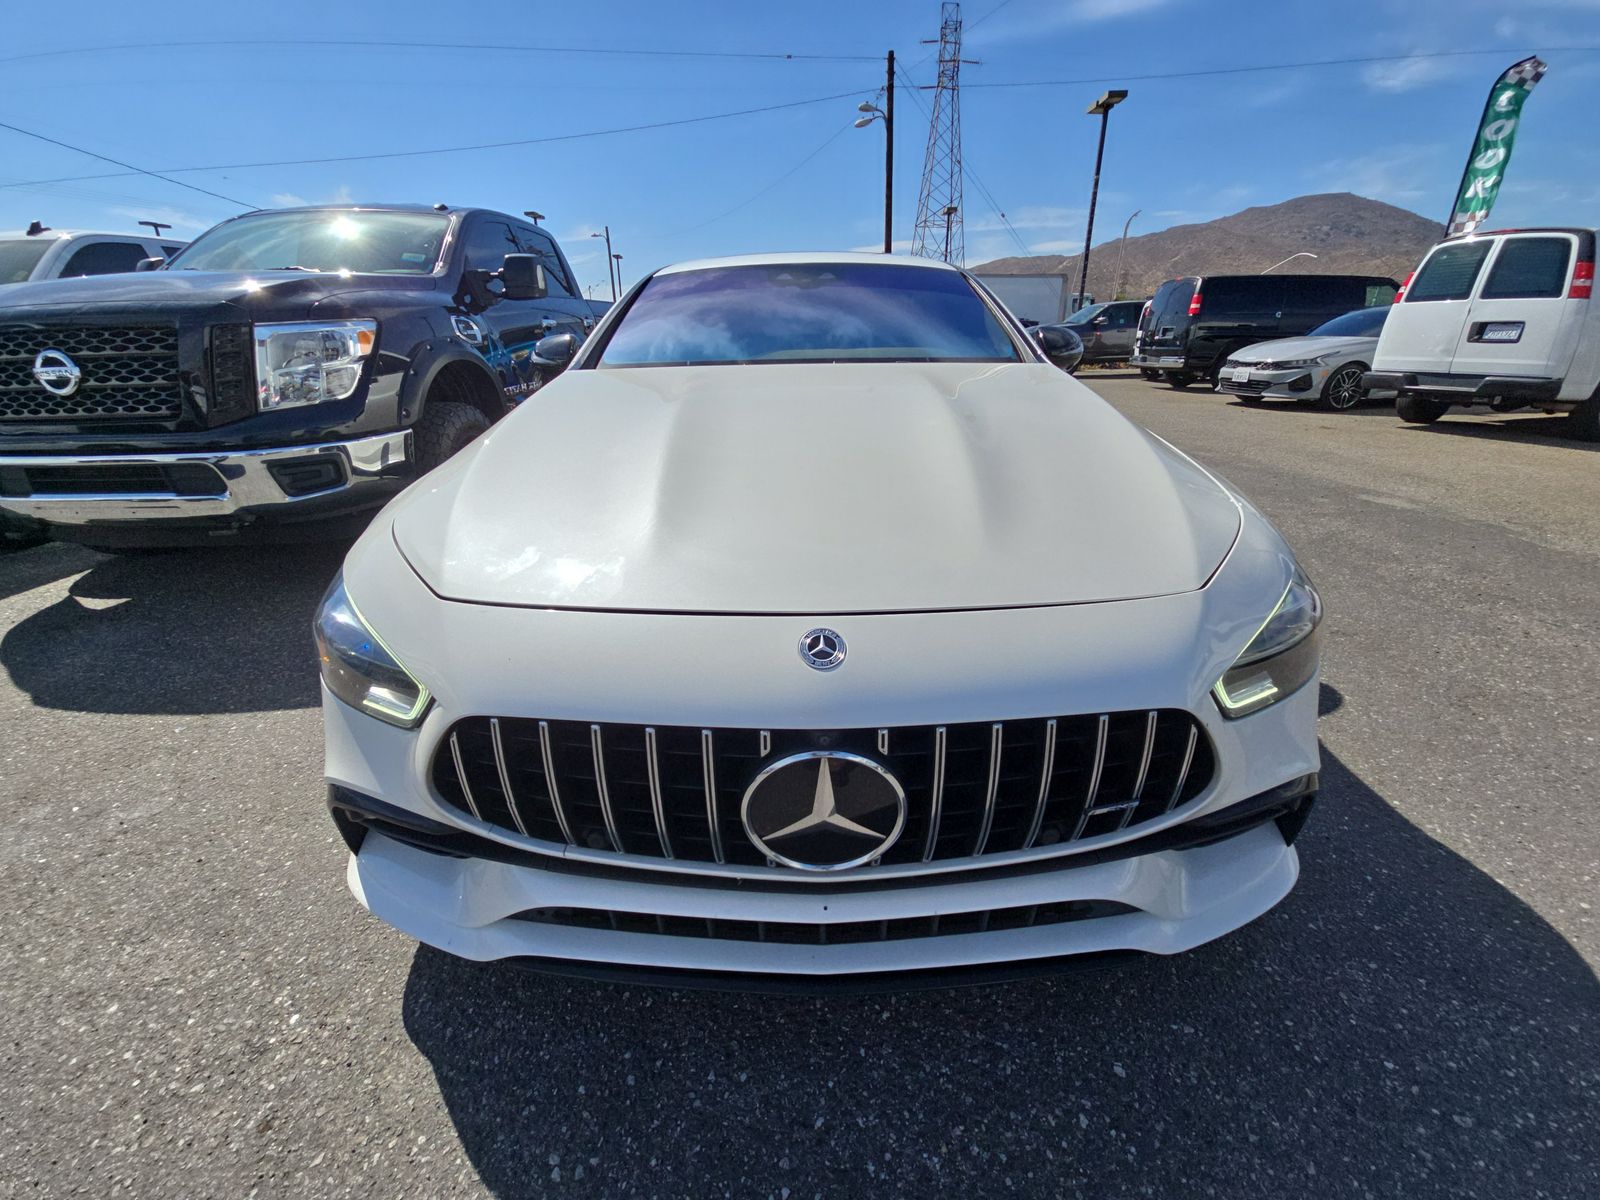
[{"left": 540, "top": 318, "right": 558, "bottom": 331}]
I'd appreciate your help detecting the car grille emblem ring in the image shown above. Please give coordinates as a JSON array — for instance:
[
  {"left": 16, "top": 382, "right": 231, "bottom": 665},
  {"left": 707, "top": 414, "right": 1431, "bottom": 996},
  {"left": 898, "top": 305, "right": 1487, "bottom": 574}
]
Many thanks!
[
  {"left": 798, "top": 627, "right": 846, "bottom": 671},
  {"left": 31, "top": 348, "right": 82, "bottom": 397},
  {"left": 741, "top": 751, "right": 906, "bottom": 871}
]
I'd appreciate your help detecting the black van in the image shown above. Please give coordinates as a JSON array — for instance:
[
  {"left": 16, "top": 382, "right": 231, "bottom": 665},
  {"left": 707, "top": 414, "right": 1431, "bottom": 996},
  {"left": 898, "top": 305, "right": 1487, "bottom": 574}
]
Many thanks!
[{"left": 1132, "top": 273, "right": 1399, "bottom": 388}]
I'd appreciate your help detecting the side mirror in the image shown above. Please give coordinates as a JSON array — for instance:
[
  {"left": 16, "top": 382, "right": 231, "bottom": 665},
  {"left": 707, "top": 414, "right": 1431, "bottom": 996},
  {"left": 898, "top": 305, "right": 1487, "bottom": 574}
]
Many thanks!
[
  {"left": 135, "top": 256, "right": 165, "bottom": 272},
  {"left": 1092, "top": 316, "right": 1109, "bottom": 326},
  {"left": 498, "top": 254, "right": 548, "bottom": 300},
  {"left": 534, "top": 332, "right": 579, "bottom": 366},
  {"left": 1030, "top": 324, "right": 1083, "bottom": 370}
]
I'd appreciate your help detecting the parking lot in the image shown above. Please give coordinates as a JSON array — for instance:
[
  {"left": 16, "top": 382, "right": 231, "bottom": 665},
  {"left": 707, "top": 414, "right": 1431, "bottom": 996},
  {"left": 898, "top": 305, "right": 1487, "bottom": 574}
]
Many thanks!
[{"left": 2, "top": 374, "right": 1595, "bottom": 1198}]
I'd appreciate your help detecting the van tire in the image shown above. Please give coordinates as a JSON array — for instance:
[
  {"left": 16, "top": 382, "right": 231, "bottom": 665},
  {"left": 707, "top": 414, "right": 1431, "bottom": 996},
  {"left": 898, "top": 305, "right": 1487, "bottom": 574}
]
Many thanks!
[
  {"left": 416, "top": 400, "right": 490, "bottom": 472},
  {"left": 1140, "top": 369, "right": 1160, "bottom": 381},
  {"left": 1567, "top": 395, "right": 1600, "bottom": 442},
  {"left": 1396, "top": 393, "right": 1448, "bottom": 425},
  {"left": 1319, "top": 363, "right": 1368, "bottom": 411}
]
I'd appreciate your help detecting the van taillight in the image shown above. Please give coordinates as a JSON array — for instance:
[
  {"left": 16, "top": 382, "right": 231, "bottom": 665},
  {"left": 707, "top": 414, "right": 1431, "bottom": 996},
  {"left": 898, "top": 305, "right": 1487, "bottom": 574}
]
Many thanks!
[
  {"left": 1395, "top": 271, "right": 1414, "bottom": 303},
  {"left": 1570, "top": 260, "right": 1594, "bottom": 300},
  {"left": 1187, "top": 292, "right": 1202, "bottom": 317}
]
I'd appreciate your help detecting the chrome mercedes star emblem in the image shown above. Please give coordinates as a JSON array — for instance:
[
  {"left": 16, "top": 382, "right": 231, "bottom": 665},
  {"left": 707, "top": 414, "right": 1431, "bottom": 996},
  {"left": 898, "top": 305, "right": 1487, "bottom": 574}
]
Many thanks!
[
  {"left": 798, "top": 627, "right": 846, "bottom": 671},
  {"left": 741, "top": 750, "right": 906, "bottom": 871},
  {"left": 31, "top": 348, "right": 82, "bottom": 397}
]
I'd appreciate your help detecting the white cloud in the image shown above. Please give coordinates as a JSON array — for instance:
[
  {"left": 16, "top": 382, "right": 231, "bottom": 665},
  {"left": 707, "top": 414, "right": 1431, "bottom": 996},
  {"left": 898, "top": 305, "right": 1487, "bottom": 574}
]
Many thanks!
[
  {"left": 1361, "top": 55, "right": 1456, "bottom": 93},
  {"left": 971, "top": 0, "right": 1182, "bottom": 44},
  {"left": 268, "top": 184, "right": 355, "bottom": 208},
  {"left": 1302, "top": 145, "right": 1442, "bottom": 205},
  {"left": 849, "top": 238, "right": 916, "bottom": 253},
  {"left": 270, "top": 192, "right": 307, "bottom": 207}
]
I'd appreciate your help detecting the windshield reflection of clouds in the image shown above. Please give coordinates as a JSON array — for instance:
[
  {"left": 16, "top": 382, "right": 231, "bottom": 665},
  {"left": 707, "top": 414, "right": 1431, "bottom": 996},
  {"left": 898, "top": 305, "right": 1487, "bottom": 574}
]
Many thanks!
[{"left": 600, "top": 264, "right": 1021, "bottom": 366}]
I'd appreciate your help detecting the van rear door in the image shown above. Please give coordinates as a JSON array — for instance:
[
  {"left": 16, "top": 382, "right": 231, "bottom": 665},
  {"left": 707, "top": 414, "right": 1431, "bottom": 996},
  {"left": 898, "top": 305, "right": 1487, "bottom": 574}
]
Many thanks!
[
  {"left": 1375, "top": 238, "right": 1496, "bottom": 374},
  {"left": 1449, "top": 231, "right": 1587, "bottom": 379},
  {"left": 1144, "top": 278, "right": 1197, "bottom": 359}
]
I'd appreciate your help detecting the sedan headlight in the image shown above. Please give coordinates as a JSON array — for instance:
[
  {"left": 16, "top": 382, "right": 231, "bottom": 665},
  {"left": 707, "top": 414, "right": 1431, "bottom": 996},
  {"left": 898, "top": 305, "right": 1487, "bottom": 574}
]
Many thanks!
[
  {"left": 314, "top": 574, "right": 430, "bottom": 727},
  {"left": 1213, "top": 566, "right": 1322, "bottom": 718},
  {"left": 255, "top": 320, "right": 376, "bottom": 411},
  {"left": 1269, "top": 356, "right": 1326, "bottom": 370}
]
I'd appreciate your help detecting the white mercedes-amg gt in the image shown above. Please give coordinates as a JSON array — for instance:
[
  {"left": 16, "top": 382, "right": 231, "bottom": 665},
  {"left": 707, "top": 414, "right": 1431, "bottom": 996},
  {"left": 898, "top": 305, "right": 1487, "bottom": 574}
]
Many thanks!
[{"left": 317, "top": 252, "right": 1322, "bottom": 988}]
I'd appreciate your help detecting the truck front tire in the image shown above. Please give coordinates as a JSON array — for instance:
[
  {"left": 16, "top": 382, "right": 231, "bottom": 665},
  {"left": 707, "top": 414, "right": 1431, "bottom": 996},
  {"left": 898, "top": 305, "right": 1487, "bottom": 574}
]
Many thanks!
[
  {"left": 1567, "top": 395, "right": 1600, "bottom": 443},
  {"left": 1396, "top": 393, "right": 1448, "bottom": 425},
  {"left": 415, "top": 400, "right": 491, "bottom": 472}
]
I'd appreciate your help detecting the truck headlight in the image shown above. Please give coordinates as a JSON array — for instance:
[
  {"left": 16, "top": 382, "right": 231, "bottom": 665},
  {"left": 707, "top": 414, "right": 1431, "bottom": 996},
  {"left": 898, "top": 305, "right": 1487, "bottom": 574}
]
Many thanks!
[
  {"left": 255, "top": 320, "right": 376, "bottom": 410},
  {"left": 1213, "top": 567, "right": 1322, "bottom": 718},
  {"left": 314, "top": 575, "right": 430, "bottom": 727}
]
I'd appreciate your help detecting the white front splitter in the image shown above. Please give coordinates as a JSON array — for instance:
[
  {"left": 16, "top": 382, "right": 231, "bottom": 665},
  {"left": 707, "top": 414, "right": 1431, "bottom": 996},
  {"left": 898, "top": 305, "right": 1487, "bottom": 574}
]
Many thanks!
[{"left": 348, "top": 821, "right": 1297, "bottom": 975}]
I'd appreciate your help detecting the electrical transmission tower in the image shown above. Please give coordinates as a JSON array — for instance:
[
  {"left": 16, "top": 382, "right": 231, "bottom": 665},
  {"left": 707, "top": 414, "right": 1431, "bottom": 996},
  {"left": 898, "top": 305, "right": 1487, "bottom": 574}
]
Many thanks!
[{"left": 911, "top": 1, "right": 965, "bottom": 265}]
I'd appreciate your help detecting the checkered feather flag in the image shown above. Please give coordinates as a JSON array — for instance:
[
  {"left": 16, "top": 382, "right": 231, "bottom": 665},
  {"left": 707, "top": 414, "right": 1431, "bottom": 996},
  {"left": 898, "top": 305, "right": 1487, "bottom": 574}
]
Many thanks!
[{"left": 1445, "top": 56, "right": 1547, "bottom": 237}]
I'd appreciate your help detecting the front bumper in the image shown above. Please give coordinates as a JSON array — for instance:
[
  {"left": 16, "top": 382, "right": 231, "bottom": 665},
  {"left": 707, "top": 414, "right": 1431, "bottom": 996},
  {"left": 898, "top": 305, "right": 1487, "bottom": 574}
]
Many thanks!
[
  {"left": 1131, "top": 352, "right": 1187, "bottom": 371},
  {"left": 0, "top": 429, "right": 412, "bottom": 531},
  {"left": 1218, "top": 365, "right": 1323, "bottom": 399}
]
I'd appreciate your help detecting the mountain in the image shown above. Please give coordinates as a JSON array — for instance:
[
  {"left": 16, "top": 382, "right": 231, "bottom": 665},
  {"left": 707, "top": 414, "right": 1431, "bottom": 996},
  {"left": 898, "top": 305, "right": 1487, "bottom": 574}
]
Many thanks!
[{"left": 971, "top": 193, "right": 1442, "bottom": 299}]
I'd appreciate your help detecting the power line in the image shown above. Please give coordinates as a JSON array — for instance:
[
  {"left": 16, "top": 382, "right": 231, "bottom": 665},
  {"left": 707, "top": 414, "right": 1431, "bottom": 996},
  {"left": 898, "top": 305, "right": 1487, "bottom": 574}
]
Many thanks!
[
  {"left": 665, "top": 120, "right": 858, "bottom": 236},
  {"left": 960, "top": 46, "right": 1600, "bottom": 89},
  {"left": 0, "top": 88, "right": 874, "bottom": 193},
  {"left": 0, "top": 120, "right": 255, "bottom": 208},
  {"left": 0, "top": 39, "right": 880, "bottom": 68}
]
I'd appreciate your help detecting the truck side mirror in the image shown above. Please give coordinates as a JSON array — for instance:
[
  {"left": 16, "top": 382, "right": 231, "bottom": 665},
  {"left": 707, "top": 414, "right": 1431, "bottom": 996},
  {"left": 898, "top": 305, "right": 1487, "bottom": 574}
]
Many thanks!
[
  {"left": 135, "top": 257, "right": 165, "bottom": 272},
  {"left": 498, "top": 254, "right": 548, "bottom": 300},
  {"left": 534, "top": 332, "right": 579, "bottom": 366}
]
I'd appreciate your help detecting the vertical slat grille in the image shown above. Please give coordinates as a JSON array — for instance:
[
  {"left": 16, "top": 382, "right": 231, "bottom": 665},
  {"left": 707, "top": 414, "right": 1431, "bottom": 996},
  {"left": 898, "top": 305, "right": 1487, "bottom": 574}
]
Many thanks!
[{"left": 431, "top": 711, "right": 1215, "bottom": 870}]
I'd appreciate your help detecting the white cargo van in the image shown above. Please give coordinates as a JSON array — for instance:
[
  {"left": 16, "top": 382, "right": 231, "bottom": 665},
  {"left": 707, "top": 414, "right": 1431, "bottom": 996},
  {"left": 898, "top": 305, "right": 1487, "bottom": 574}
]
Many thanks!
[{"left": 1364, "top": 228, "right": 1599, "bottom": 440}]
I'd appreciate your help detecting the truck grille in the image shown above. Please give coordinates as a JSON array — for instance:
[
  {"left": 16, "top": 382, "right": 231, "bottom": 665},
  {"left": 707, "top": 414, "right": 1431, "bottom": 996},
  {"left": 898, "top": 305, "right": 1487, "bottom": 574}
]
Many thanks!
[
  {"left": 0, "top": 325, "right": 181, "bottom": 421},
  {"left": 431, "top": 711, "right": 1214, "bottom": 873}
]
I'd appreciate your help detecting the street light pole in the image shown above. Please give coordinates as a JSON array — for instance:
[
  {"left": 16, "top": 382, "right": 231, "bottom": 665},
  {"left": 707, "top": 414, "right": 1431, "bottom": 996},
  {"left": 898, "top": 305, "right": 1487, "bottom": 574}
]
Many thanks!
[
  {"left": 589, "top": 226, "right": 617, "bottom": 300},
  {"left": 612, "top": 253, "right": 623, "bottom": 293},
  {"left": 941, "top": 205, "right": 958, "bottom": 264},
  {"left": 1260, "top": 252, "right": 1318, "bottom": 274},
  {"left": 854, "top": 50, "right": 896, "bottom": 254},
  {"left": 1076, "top": 89, "right": 1127, "bottom": 314},
  {"left": 1114, "top": 208, "right": 1140, "bottom": 300}
]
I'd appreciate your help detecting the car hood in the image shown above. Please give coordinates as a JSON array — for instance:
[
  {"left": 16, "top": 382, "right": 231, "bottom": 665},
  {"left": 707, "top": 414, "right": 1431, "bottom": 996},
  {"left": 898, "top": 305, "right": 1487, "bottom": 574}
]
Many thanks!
[
  {"left": 390, "top": 362, "right": 1242, "bottom": 614},
  {"left": 1232, "top": 334, "right": 1375, "bottom": 363},
  {"left": 0, "top": 269, "right": 436, "bottom": 318}
]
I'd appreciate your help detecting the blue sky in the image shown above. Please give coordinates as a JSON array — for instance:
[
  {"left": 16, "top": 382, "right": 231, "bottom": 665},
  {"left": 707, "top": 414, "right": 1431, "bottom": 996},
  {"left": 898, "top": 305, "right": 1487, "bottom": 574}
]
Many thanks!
[{"left": 3, "top": 0, "right": 1599, "bottom": 294}]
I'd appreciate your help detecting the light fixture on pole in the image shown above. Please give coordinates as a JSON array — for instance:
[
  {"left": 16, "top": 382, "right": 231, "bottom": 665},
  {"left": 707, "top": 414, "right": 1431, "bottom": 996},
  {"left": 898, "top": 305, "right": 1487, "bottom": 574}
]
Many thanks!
[
  {"left": 941, "top": 205, "right": 958, "bottom": 264},
  {"left": 1075, "top": 89, "right": 1128, "bottom": 314},
  {"left": 1260, "top": 252, "right": 1318, "bottom": 274},
  {"left": 853, "top": 50, "right": 896, "bottom": 254},
  {"left": 1113, "top": 209, "right": 1140, "bottom": 300},
  {"left": 611, "top": 252, "right": 624, "bottom": 292},
  {"left": 589, "top": 227, "right": 616, "bottom": 300}
]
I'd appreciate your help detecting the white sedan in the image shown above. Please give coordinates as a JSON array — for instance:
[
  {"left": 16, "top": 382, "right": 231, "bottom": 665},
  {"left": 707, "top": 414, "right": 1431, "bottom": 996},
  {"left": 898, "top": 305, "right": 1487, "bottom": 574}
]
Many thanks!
[
  {"left": 317, "top": 252, "right": 1322, "bottom": 987},
  {"left": 1218, "top": 306, "right": 1391, "bottom": 410}
]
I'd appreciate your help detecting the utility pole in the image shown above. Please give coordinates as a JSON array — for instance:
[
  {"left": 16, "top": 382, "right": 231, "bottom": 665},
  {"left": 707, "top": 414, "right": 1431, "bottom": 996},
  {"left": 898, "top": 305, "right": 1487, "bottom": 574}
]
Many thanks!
[
  {"left": 884, "top": 50, "right": 895, "bottom": 254},
  {"left": 854, "top": 50, "right": 897, "bottom": 253},
  {"left": 1114, "top": 209, "right": 1140, "bottom": 300},
  {"left": 942, "top": 205, "right": 958, "bottom": 263},
  {"left": 1076, "top": 90, "right": 1127, "bottom": 312}
]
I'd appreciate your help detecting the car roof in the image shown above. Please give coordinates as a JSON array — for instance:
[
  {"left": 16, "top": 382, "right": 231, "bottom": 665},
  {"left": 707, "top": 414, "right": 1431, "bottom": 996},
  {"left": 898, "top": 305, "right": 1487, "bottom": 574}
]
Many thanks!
[
  {"left": 1443, "top": 226, "right": 1595, "bottom": 242},
  {"left": 657, "top": 251, "right": 960, "bottom": 276}
]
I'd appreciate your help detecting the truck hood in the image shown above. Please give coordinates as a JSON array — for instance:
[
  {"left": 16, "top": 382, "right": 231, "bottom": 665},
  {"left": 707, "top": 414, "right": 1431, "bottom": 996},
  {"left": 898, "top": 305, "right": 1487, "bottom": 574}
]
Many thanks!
[
  {"left": 1232, "top": 334, "right": 1375, "bottom": 363},
  {"left": 0, "top": 269, "right": 437, "bottom": 319},
  {"left": 390, "top": 362, "right": 1242, "bottom": 615}
]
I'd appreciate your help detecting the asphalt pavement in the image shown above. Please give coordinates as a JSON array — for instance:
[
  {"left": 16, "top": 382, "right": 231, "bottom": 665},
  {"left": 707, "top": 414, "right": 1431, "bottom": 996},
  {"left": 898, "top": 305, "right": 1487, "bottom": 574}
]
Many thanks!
[{"left": 1, "top": 374, "right": 1595, "bottom": 1198}]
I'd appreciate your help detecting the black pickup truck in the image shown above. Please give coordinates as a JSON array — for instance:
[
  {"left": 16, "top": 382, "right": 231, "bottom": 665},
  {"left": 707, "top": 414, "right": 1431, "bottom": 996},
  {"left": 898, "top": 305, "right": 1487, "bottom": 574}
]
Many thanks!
[{"left": 0, "top": 203, "right": 593, "bottom": 549}]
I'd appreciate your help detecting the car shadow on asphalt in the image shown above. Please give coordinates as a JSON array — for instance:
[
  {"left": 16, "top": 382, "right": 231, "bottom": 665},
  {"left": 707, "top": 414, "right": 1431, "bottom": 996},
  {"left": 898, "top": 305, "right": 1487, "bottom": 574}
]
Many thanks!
[
  {"left": 0, "top": 541, "right": 349, "bottom": 714},
  {"left": 398, "top": 745, "right": 1599, "bottom": 1198},
  {"left": 1399, "top": 416, "right": 1600, "bottom": 452}
]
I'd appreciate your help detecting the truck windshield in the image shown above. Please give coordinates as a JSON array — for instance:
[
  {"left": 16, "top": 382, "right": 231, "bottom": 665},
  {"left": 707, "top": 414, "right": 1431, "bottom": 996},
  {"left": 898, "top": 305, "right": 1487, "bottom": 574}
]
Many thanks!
[
  {"left": 597, "top": 263, "right": 1022, "bottom": 366},
  {"left": 0, "top": 239, "right": 52, "bottom": 284},
  {"left": 169, "top": 210, "right": 450, "bottom": 275}
]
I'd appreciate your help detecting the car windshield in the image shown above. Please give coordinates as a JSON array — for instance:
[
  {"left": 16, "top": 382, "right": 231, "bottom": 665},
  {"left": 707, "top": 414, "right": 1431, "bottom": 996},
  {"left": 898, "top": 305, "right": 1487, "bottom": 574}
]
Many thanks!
[
  {"left": 1063, "top": 303, "right": 1108, "bottom": 326},
  {"left": 0, "top": 239, "right": 53, "bottom": 283},
  {"left": 596, "top": 262, "right": 1023, "bottom": 366},
  {"left": 1309, "top": 307, "right": 1388, "bottom": 338},
  {"left": 168, "top": 210, "right": 450, "bottom": 275}
]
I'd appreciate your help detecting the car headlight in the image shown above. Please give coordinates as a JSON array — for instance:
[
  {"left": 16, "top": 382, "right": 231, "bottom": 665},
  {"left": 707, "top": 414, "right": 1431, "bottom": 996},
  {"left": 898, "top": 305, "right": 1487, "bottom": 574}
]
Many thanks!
[
  {"left": 1213, "top": 566, "right": 1322, "bottom": 718},
  {"left": 1270, "top": 357, "right": 1326, "bottom": 370},
  {"left": 255, "top": 320, "right": 376, "bottom": 411},
  {"left": 313, "top": 574, "right": 430, "bottom": 727}
]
